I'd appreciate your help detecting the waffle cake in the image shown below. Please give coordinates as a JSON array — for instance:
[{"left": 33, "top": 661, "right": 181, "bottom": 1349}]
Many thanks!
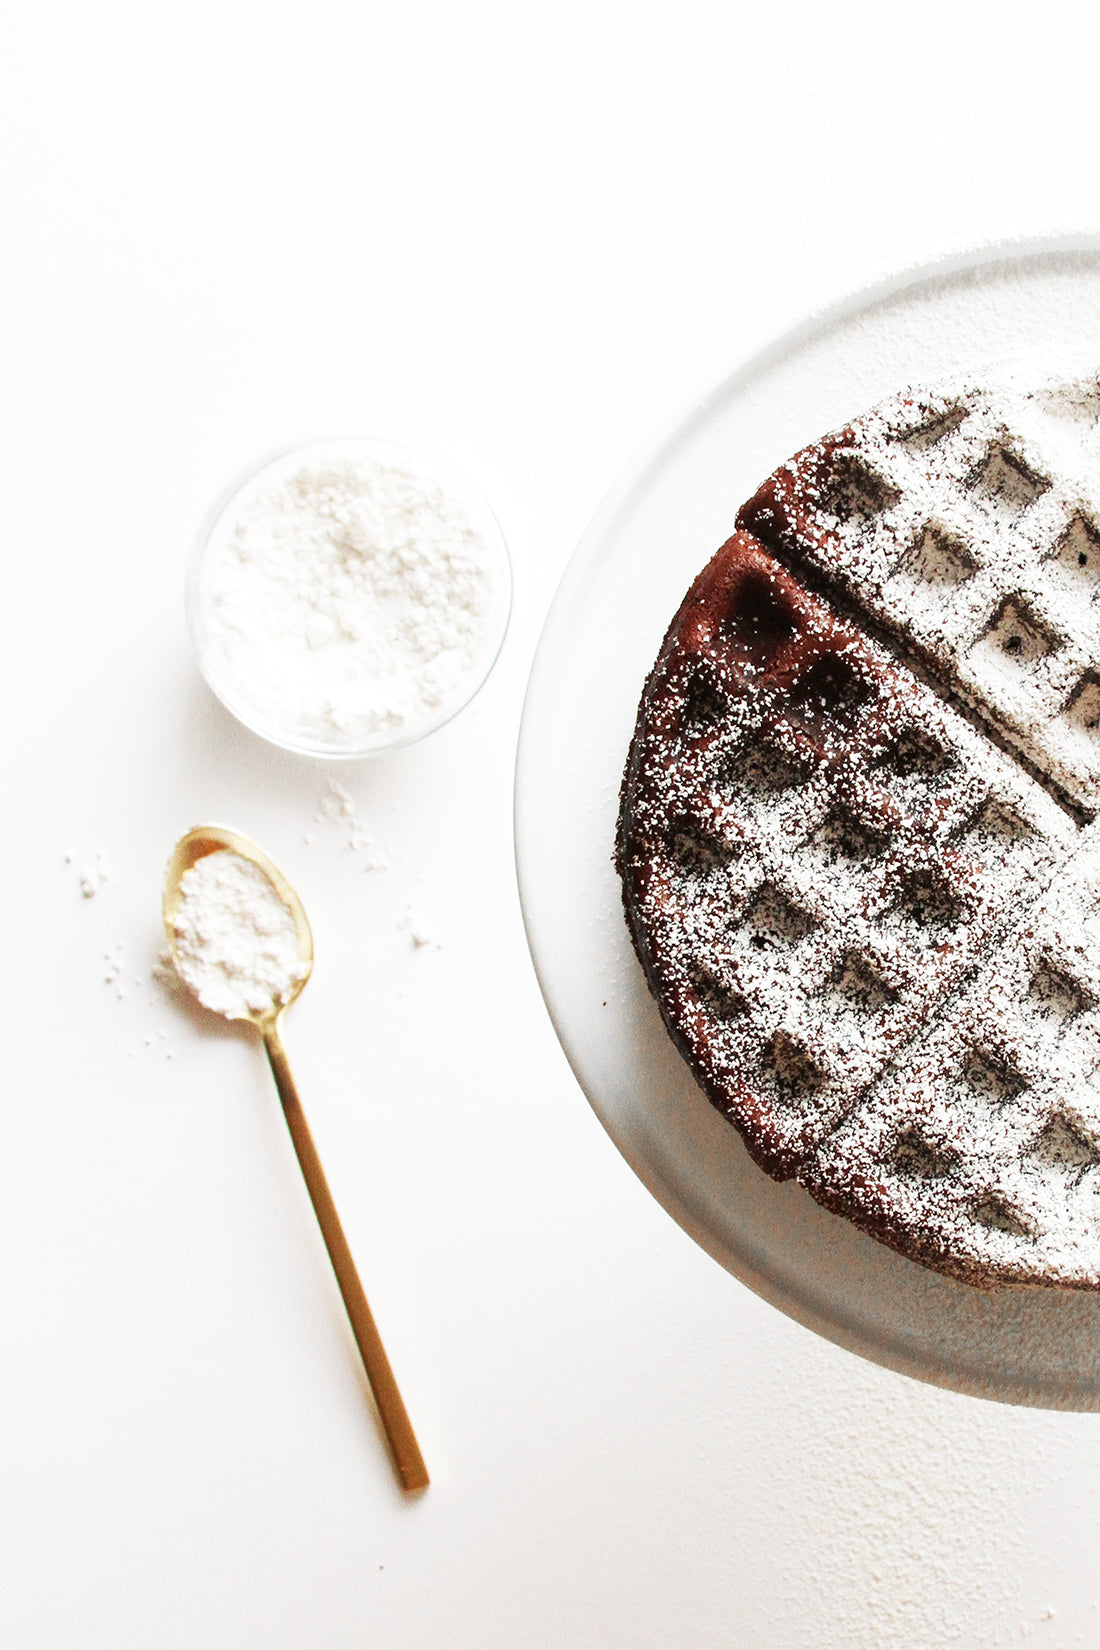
[{"left": 617, "top": 373, "right": 1100, "bottom": 1289}]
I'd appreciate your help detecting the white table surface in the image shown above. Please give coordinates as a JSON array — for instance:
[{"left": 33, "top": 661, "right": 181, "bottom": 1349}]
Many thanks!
[{"left": 4, "top": 5, "right": 1100, "bottom": 1646}]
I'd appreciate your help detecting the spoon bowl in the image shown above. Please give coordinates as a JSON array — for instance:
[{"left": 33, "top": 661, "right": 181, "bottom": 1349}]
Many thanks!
[
  {"left": 163, "top": 823, "right": 313, "bottom": 1025},
  {"left": 163, "top": 824, "right": 428, "bottom": 1492}
]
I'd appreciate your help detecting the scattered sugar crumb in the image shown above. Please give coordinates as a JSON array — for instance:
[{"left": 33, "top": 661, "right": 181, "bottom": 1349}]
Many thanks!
[
  {"left": 316, "top": 780, "right": 391, "bottom": 869},
  {"left": 79, "top": 853, "right": 112, "bottom": 899},
  {"left": 316, "top": 779, "right": 356, "bottom": 824},
  {"left": 401, "top": 906, "right": 442, "bottom": 950},
  {"left": 103, "top": 943, "right": 128, "bottom": 998},
  {"left": 91, "top": 932, "right": 176, "bottom": 1057}
]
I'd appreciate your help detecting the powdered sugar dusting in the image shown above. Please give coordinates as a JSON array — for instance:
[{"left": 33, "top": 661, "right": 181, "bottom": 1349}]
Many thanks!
[
  {"left": 619, "top": 379, "right": 1100, "bottom": 1287},
  {"left": 739, "top": 373, "right": 1100, "bottom": 812}
]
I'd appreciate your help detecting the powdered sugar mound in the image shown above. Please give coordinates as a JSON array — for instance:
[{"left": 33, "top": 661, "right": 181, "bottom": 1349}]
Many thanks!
[
  {"left": 170, "top": 850, "right": 307, "bottom": 1019},
  {"left": 199, "top": 448, "right": 506, "bottom": 751}
]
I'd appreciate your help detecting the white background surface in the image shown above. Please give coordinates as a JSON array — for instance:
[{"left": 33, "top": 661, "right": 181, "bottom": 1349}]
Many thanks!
[{"left": 5, "top": 4, "right": 1100, "bottom": 1646}]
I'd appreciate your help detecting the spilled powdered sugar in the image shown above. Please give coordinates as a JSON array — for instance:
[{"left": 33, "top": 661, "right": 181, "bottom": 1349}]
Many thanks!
[
  {"left": 169, "top": 850, "right": 307, "bottom": 1019},
  {"left": 314, "top": 779, "right": 391, "bottom": 869},
  {"left": 66, "top": 849, "right": 112, "bottom": 899}
]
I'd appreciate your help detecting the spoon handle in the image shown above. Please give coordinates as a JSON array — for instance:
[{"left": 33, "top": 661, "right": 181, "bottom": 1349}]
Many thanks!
[{"left": 262, "top": 1020, "right": 430, "bottom": 1492}]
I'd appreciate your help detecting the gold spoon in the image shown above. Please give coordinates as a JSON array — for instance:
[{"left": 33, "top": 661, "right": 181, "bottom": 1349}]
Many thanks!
[{"left": 163, "top": 824, "right": 429, "bottom": 1493}]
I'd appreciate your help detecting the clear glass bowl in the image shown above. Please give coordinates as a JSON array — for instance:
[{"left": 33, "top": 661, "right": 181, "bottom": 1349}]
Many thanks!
[{"left": 186, "top": 435, "right": 512, "bottom": 758}]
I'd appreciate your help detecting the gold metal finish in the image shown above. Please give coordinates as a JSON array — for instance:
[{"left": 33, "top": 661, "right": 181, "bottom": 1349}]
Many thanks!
[{"left": 163, "top": 824, "right": 429, "bottom": 1493}]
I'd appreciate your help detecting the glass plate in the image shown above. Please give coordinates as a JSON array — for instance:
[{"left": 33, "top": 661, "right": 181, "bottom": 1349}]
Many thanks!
[{"left": 516, "top": 235, "right": 1100, "bottom": 1409}]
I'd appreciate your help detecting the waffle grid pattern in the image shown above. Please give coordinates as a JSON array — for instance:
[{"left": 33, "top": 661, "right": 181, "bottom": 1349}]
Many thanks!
[
  {"left": 737, "top": 377, "right": 1100, "bottom": 813},
  {"left": 621, "top": 535, "right": 1079, "bottom": 1246},
  {"left": 807, "top": 837, "right": 1100, "bottom": 1282}
]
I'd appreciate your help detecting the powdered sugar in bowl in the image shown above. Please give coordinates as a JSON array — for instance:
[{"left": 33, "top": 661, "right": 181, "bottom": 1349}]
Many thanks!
[{"left": 187, "top": 436, "right": 512, "bottom": 757}]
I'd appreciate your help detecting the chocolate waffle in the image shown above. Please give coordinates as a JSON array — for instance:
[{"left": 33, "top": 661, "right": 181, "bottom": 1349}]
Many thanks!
[{"left": 617, "top": 374, "right": 1100, "bottom": 1288}]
